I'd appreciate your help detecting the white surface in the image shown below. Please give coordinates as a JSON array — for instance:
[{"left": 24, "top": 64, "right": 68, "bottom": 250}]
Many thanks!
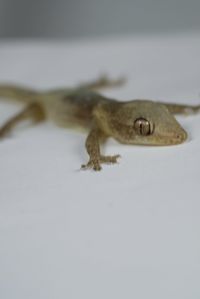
[{"left": 0, "top": 34, "right": 200, "bottom": 299}]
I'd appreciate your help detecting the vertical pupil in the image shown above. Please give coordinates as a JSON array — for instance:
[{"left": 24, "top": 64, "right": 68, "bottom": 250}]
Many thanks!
[
  {"left": 134, "top": 118, "right": 152, "bottom": 135},
  {"left": 139, "top": 122, "right": 143, "bottom": 134}
]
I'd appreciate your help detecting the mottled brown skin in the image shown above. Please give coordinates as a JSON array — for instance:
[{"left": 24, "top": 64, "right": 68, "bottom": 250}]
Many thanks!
[{"left": 0, "top": 75, "right": 199, "bottom": 171}]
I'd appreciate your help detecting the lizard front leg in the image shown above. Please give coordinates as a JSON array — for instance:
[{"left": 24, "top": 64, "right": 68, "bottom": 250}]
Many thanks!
[{"left": 81, "top": 125, "right": 120, "bottom": 171}]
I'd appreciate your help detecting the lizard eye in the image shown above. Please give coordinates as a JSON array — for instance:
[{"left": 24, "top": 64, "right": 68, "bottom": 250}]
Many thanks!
[{"left": 134, "top": 118, "right": 154, "bottom": 136}]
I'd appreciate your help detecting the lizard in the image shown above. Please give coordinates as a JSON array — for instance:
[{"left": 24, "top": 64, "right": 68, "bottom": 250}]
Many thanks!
[{"left": 0, "top": 75, "right": 199, "bottom": 171}]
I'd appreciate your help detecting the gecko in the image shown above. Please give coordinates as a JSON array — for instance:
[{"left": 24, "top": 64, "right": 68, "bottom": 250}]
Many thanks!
[{"left": 0, "top": 75, "right": 199, "bottom": 171}]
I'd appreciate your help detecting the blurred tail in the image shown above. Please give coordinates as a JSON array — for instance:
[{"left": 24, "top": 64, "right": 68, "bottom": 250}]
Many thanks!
[{"left": 0, "top": 84, "right": 40, "bottom": 103}]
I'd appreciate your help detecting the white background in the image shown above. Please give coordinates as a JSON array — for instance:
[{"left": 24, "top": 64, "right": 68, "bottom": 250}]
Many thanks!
[{"left": 0, "top": 34, "right": 200, "bottom": 298}]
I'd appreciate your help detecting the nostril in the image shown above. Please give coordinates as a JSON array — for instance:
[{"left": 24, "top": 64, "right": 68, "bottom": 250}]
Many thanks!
[{"left": 176, "top": 132, "right": 187, "bottom": 142}]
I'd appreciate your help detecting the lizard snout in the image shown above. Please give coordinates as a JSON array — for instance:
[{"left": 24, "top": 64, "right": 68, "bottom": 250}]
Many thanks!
[{"left": 171, "top": 128, "right": 187, "bottom": 144}]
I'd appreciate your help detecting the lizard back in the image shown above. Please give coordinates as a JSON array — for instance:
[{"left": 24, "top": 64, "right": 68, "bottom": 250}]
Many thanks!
[{"left": 41, "top": 88, "right": 109, "bottom": 130}]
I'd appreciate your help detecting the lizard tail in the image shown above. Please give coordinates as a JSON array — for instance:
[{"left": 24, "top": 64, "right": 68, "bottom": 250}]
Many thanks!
[{"left": 0, "top": 84, "right": 40, "bottom": 103}]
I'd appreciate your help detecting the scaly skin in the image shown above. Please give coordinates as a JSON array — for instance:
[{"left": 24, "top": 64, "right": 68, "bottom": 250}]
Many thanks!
[{"left": 0, "top": 75, "right": 199, "bottom": 171}]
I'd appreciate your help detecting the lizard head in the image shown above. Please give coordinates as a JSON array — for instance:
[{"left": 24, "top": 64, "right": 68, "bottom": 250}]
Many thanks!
[{"left": 94, "top": 100, "right": 187, "bottom": 146}]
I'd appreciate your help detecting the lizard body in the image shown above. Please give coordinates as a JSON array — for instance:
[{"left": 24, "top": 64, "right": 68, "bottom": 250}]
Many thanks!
[{"left": 0, "top": 75, "right": 199, "bottom": 171}]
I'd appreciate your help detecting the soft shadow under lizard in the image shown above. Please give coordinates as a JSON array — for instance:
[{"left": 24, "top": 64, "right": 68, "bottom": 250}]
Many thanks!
[{"left": 0, "top": 75, "right": 199, "bottom": 171}]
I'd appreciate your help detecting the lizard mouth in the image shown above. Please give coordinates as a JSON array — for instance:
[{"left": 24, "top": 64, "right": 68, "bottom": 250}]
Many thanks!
[
  {"left": 130, "top": 128, "right": 188, "bottom": 146},
  {"left": 154, "top": 129, "right": 188, "bottom": 145}
]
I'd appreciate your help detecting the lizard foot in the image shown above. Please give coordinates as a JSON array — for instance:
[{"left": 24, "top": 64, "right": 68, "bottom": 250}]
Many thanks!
[
  {"left": 81, "top": 154, "right": 121, "bottom": 171},
  {"left": 98, "top": 74, "right": 126, "bottom": 88},
  {"left": 81, "top": 159, "right": 102, "bottom": 171},
  {"left": 100, "top": 154, "right": 121, "bottom": 164}
]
